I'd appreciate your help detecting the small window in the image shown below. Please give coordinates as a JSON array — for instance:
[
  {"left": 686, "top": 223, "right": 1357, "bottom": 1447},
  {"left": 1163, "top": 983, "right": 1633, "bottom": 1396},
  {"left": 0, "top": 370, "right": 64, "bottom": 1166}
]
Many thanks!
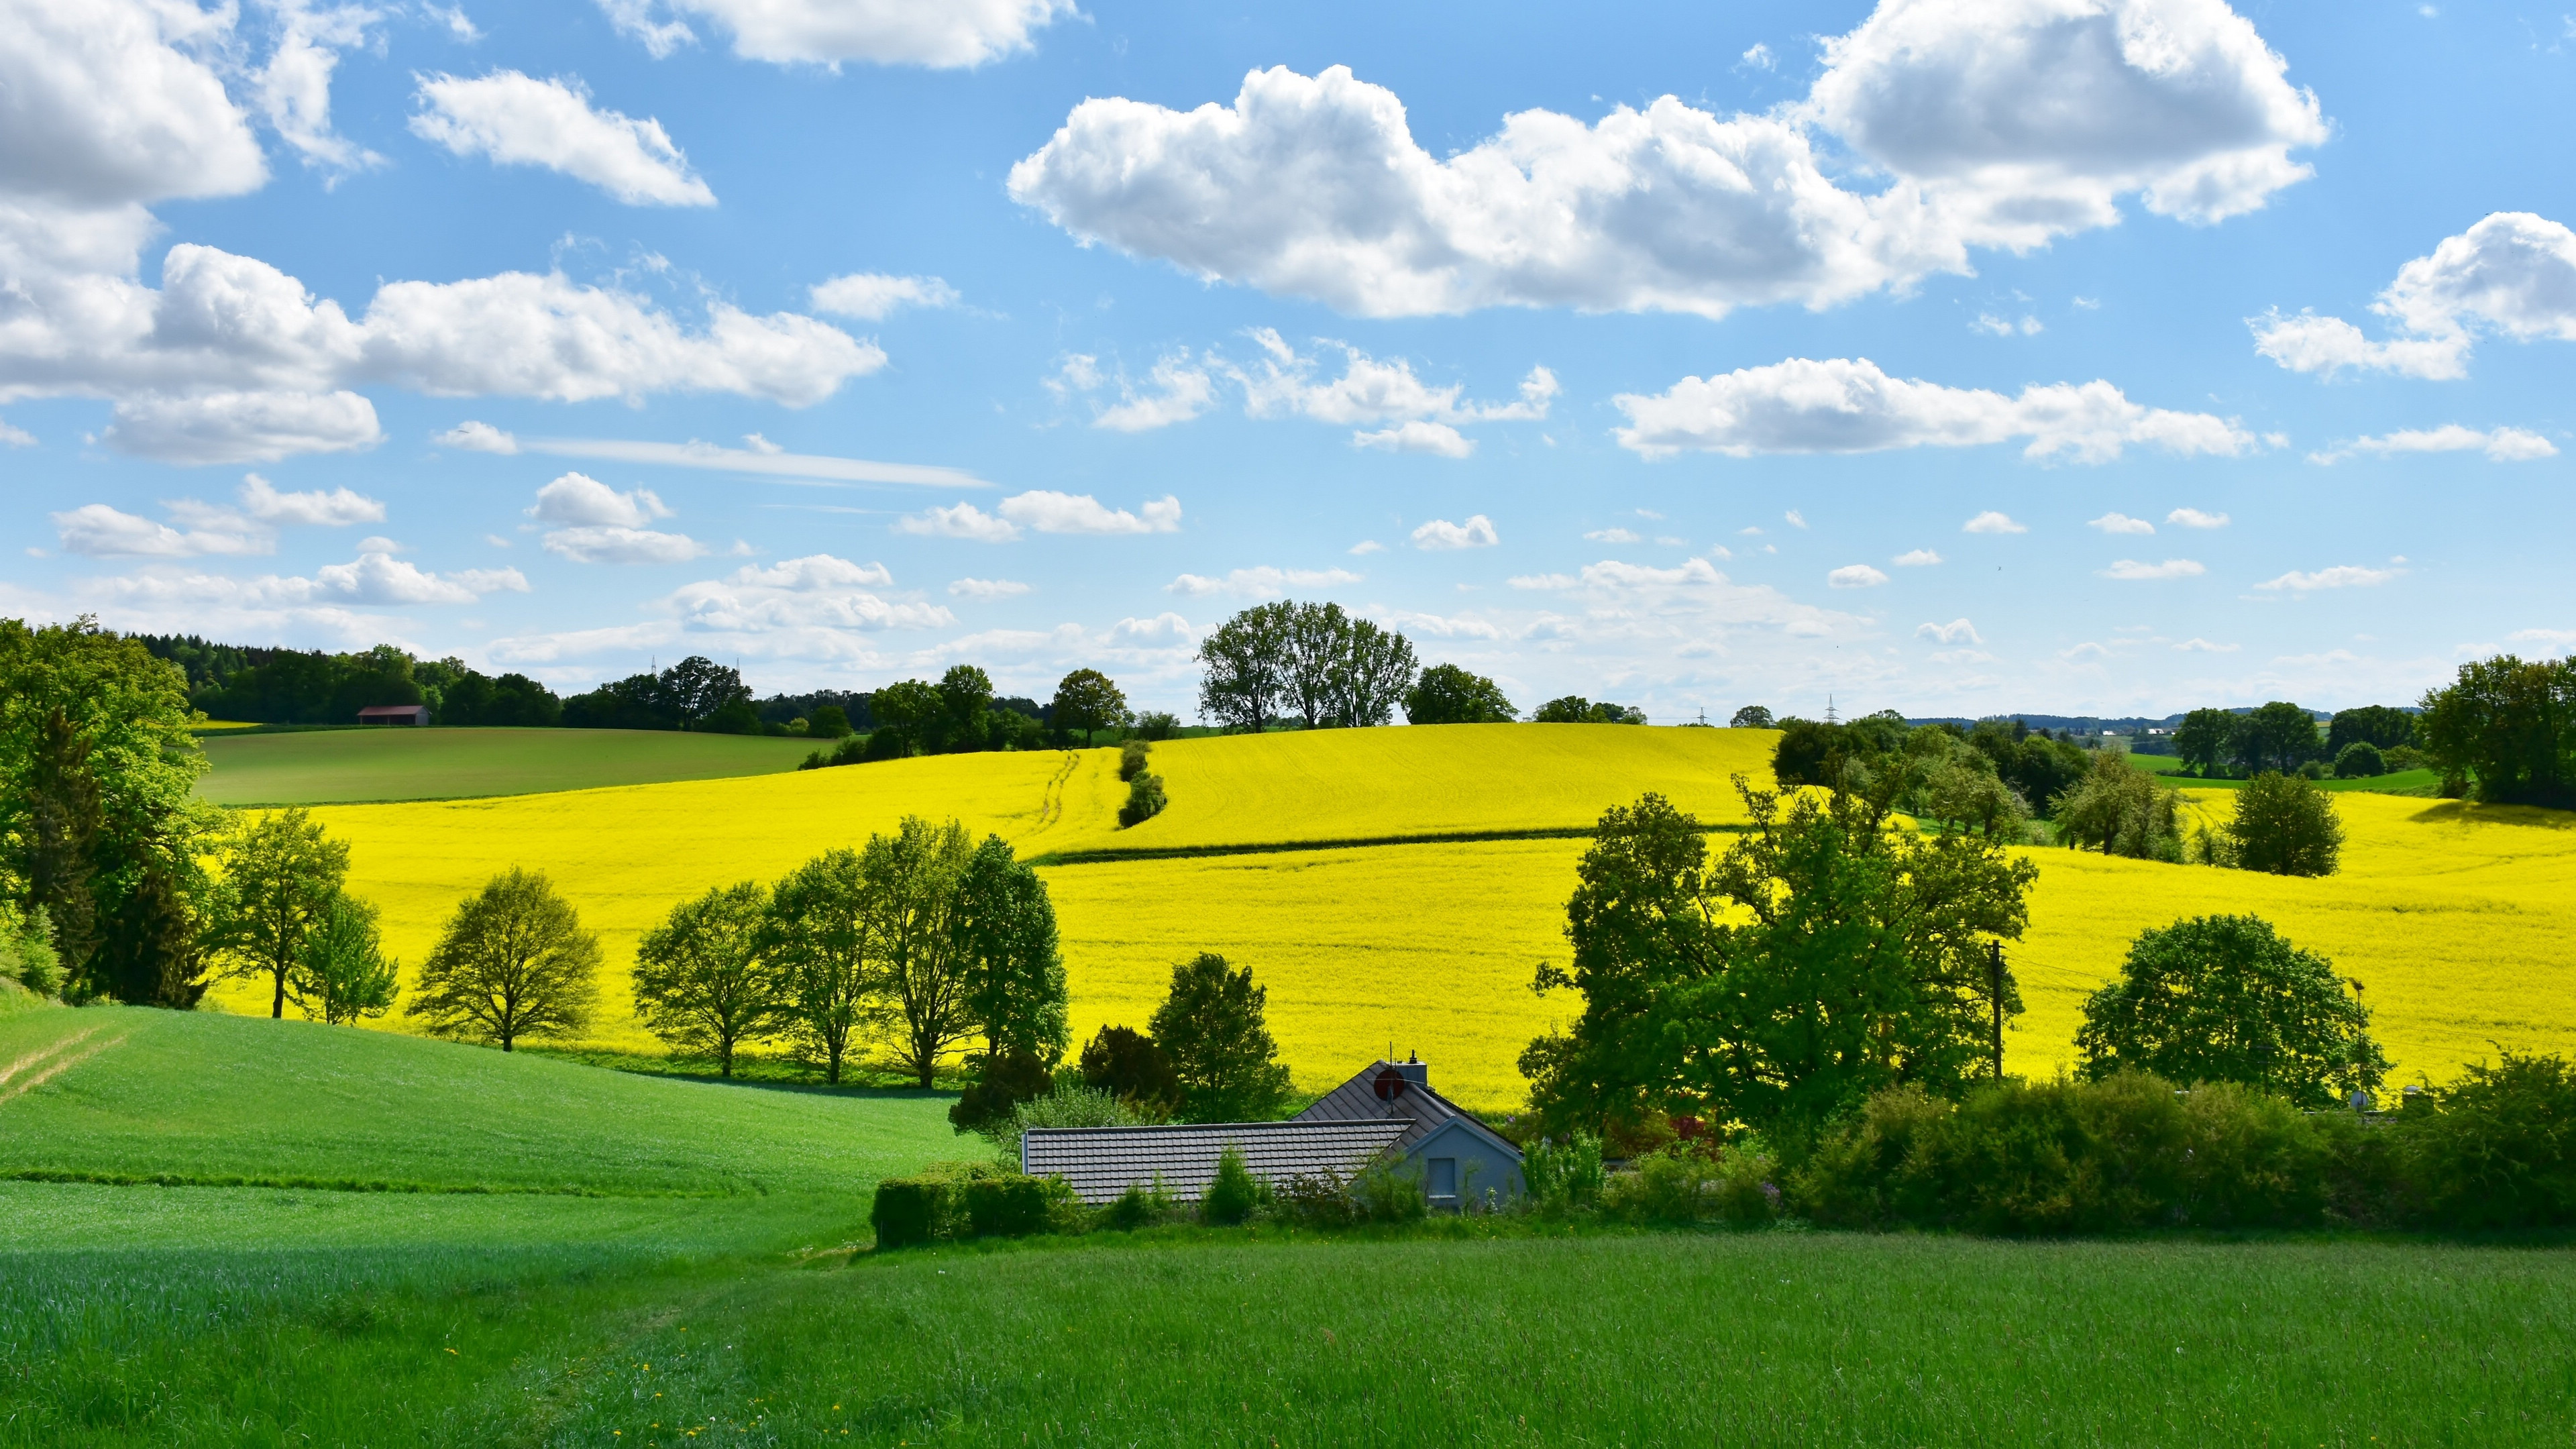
[{"left": 1428, "top": 1157, "right": 1458, "bottom": 1199}]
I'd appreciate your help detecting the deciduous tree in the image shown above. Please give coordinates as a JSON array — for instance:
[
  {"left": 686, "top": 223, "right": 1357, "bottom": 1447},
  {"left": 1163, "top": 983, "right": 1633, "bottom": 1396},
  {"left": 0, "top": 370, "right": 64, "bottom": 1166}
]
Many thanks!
[
  {"left": 633, "top": 881, "right": 780, "bottom": 1075},
  {"left": 207, "top": 807, "right": 351, "bottom": 1018},
  {"left": 406, "top": 868, "right": 600, "bottom": 1051},
  {"left": 2417, "top": 654, "right": 2575, "bottom": 807},
  {"left": 1079, "top": 1024, "right": 1182, "bottom": 1116},
  {"left": 1150, "top": 953, "right": 1295, "bottom": 1123},
  {"left": 2224, "top": 772, "right": 2343, "bottom": 876},
  {"left": 764, "top": 849, "right": 869, "bottom": 1083},
  {"left": 290, "top": 894, "right": 399, "bottom": 1025},
  {"left": 1728, "top": 705, "right": 1774, "bottom": 729},
  {"left": 1404, "top": 664, "right": 1517, "bottom": 724},
  {"left": 1049, "top": 668, "right": 1130, "bottom": 745},
  {"left": 1196, "top": 602, "right": 1291, "bottom": 733},
  {"left": 861, "top": 816, "right": 978, "bottom": 1089},
  {"left": 2076, "top": 914, "right": 2383, "bottom": 1108}
]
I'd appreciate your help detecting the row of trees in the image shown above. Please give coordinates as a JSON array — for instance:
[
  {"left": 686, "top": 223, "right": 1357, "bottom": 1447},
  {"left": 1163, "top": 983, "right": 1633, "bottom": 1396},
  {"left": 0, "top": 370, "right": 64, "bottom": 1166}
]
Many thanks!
[
  {"left": 1197, "top": 600, "right": 1422, "bottom": 733},
  {"left": 2171, "top": 701, "right": 2416, "bottom": 780},
  {"left": 2418, "top": 653, "right": 2576, "bottom": 808},
  {"left": 141, "top": 636, "right": 564, "bottom": 728}
]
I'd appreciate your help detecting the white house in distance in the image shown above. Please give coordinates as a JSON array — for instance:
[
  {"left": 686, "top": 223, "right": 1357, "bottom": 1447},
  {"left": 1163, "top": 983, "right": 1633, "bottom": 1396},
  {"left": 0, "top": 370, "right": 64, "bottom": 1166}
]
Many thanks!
[{"left": 1022, "top": 1057, "right": 1525, "bottom": 1211}]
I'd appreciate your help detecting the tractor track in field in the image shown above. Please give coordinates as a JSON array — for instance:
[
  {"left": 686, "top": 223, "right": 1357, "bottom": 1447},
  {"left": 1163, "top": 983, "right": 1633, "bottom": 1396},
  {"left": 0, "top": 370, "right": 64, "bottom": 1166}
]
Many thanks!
[{"left": 1028, "top": 819, "right": 1755, "bottom": 868}]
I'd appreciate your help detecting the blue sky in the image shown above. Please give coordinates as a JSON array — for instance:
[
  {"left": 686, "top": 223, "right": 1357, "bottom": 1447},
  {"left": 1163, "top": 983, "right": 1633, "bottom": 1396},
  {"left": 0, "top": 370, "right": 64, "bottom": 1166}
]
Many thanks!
[{"left": 5, "top": 0, "right": 2571, "bottom": 720}]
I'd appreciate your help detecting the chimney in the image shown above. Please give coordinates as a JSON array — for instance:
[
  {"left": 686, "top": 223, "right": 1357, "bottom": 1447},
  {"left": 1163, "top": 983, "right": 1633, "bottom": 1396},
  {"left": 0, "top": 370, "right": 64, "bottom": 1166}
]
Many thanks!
[{"left": 1395, "top": 1053, "right": 1428, "bottom": 1089}]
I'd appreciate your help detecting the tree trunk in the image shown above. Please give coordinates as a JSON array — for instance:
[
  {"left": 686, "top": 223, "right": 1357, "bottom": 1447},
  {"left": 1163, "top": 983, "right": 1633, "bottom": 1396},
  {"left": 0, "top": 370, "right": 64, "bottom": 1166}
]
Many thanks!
[{"left": 272, "top": 968, "right": 286, "bottom": 1019}]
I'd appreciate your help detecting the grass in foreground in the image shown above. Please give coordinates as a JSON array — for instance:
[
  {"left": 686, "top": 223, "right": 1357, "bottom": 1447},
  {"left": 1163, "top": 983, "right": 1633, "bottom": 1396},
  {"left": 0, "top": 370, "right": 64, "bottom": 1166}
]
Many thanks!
[
  {"left": 195, "top": 727, "right": 828, "bottom": 806},
  {"left": 5, "top": 1219, "right": 2570, "bottom": 1446}
]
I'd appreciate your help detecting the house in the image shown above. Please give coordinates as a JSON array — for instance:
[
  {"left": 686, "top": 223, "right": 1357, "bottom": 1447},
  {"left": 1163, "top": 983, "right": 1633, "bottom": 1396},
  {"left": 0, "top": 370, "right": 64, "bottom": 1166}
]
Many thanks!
[
  {"left": 1021, "top": 1055, "right": 1525, "bottom": 1211},
  {"left": 357, "top": 704, "right": 429, "bottom": 727}
]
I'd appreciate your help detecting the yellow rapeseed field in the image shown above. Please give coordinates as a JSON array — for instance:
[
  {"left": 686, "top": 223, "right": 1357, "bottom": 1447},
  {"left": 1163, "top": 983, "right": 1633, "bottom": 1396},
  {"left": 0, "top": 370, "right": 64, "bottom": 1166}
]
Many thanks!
[{"left": 205, "top": 732, "right": 2576, "bottom": 1112}]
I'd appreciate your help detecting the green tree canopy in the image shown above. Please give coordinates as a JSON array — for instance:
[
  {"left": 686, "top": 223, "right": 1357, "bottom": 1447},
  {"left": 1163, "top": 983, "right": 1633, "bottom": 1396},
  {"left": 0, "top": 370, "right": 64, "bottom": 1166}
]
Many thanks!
[
  {"left": 2334, "top": 741, "right": 2387, "bottom": 779},
  {"left": 207, "top": 807, "right": 352, "bottom": 1018},
  {"left": 934, "top": 665, "right": 995, "bottom": 752},
  {"left": 867, "top": 679, "right": 943, "bottom": 758},
  {"left": 1079, "top": 1024, "right": 1182, "bottom": 1116},
  {"left": 1728, "top": 705, "right": 1775, "bottom": 729},
  {"left": 1049, "top": 668, "right": 1130, "bottom": 745},
  {"left": 1534, "top": 696, "right": 1646, "bottom": 724},
  {"left": 2241, "top": 702, "right": 2324, "bottom": 775},
  {"left": 405, "top": 868, "right": 600, "bottom": 1051},
  {"left": 2054, "top": 752, "right": 2180, "bottom": 859},
  {"left": 763, "top": 849, "right": 869, "bottom": 1083},
  {"left": 2225, "top": 772, "right": 2344, "bottom": 876},
  {"left": 2171, "top": 707, "right": 2237, "bottom": 777},
  {"left": 290, "top": 894, "right": 399, "bottom": 1026},
  {"left": 2417, "top": 654, "right": 2575, "bottom": 807},
  {"left": 1520, "top": 782, "right": 2035, "bottom": 1145},
  {"left": 1403, "top": 663, "right": 1517, "bottom": 724},
  {"left": 1150, "top": 953, "right": 1295, "bottom": 1123},
  {"left": 2076, "top": 914, "right": 2383, "bottom": 1108},
  {"left": 805, "top": 703, "right": 852, "bottom": 739},
  {"left": 1195, "top": 602, "right": 1291, "bottom": 733},
  {"left": 953, "top": 835, "right": 1068, "bottom": 1069},
  {"left": 2328, "top": 705, "right": 2417, "bottom": 755},
  {"left": 633, "top": 880, "right": 780, "bottom": 1076},
  {"left": 860, "top": 816, "right": 978, "bottom": 1088}
]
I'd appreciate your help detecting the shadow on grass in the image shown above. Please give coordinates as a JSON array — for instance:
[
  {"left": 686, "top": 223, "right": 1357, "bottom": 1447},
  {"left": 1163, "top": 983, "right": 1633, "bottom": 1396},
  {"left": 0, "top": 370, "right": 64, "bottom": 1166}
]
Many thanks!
[
  {"left": 2404, "top": 799, "right": 2576, "bottom": 831},
  {"left": 520, "top": 1047, "right": 961, "bottom": 1102}
]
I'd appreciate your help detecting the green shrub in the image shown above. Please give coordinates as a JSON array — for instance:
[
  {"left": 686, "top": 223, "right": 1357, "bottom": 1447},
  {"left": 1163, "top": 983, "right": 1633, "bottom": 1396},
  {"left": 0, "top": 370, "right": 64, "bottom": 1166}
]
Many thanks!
[
  {"left": 950, "top": 1050, "right": 1056, "bottom": 1135},
  {"left": 1274, "top": 1168, "right": 1361, "bottom": 1227},
  {"left": 0, "top": 904, "right": 62, "bottom": 998},
  {"left": 1605, "top": 1146, "right": 1715, "bottom": 1224},
  {"left": 1351, "top": 1161, "right": 1428, "bottom": 1223},
  {"left": 1712, "top": 1143, "right": 1780, "bottom": 1225},
  {"left": 1200, "top": 1144, "right": 1259, "bottom": 1226},
  {"left": 1132, "top": 711, "right": 1180, "bottom": 741},
  {"left": 1102, "top": 1178, "right": 1175, "bottom": 1230},
  {"left": 1118, "top": 772, "right": 1167, "bottom": 827},
  {"left": 1790, "top": 1084, "right": 1955, "bottom": 1228},
  {"left": 2177, "top": 1081, "right": 2332, "bottom": 1227},
  {"left": 963, "top": 1174, "right": 1053, "bottom": 1238},
  {"left": 1119, "top": 739, "right": 1150, "bottom": 782},
  {"left": 870, "top": 1178, "right": 947, "bottom": 1248},
  {"left": 1521, "top": 1131, "right": 1605, "bottom": 1212},
  {"left": 981, "top": 1082, "right": 1150, "bottom": 1162},
  {"left": 2398, "top": 1051, "right": 2576, "bottom": 1229},
  {"left": 2332, "top": 741, "right": 2386, "bottom": 778}
]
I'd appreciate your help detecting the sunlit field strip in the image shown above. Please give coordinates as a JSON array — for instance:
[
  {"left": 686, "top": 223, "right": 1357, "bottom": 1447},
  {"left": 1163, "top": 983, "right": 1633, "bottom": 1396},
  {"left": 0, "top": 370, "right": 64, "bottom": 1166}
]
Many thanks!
[{"left": 201, "top": 741, "right": 2576, "bottom": 1111}]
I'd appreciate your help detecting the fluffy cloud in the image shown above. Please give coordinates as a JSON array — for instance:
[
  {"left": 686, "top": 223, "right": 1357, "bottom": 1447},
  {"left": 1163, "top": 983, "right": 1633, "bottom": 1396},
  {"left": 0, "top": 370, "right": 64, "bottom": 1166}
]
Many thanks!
[
  {"left": 239, "top": 474, "right": 384, "bottom": 526},
  {"left": 90, "top": 551, "right": 527, "bottom": 611},
  {"left": 1051, "top": 333, "right": 1553, "bottom": 454},
  {"left": 257, "top": 1, "right": 388, "bottom": 180},
  {"left": 1615, "top": 357, "right": 2252, "bottom": 464},
  {"left": 411, "top": 71, "right": 715, "bottom": 207},
  {"left": 1587, "top": 528, "right": 1644, "bottom": 545},
  {"left": 529, "top": 472, "right": 671, "bottom": 527},
  {"left": 1827, "top": 564, "right": 1890, "bottom": 588},
  {"left": 1000, "top": 491, "right": 1183, "bottom": 536},
  {"left": 663, "top": 555, "right": 953, "bottom": 636},
  {"left": 541, "top": 527, "right": 706, "bottom": 565},
  {"left": 101, "top": 388, "right": 382, "bottom": 464},
  {"left": 2088, "top": 512, "right": 2155, "bottom": 534},
  {"left": 1894, "top": 549, "right": 1943, "bottom": 566},
  {"left": 2252, "top": 212, "right": 2576, "bottom": 378},
  {"left": 2309, "top": 424, "right": 2558, "bottom": 464},
  {"left": 0, "top": 0, "right": 267, "bottom": 208},
  {"left": 896, "top": 502, "right": 1020, "bottom": 543},
  {"left": 436, "top": 420, "right": 520, "bottom": 453},
  {"left": 52, "top": 502, "right": 267, "bottom": 558},
  {"left": 2101, "top": 558, "right": 2206, "bottom": 580},
  {"left": 1917, "top": 619, "right": 1982, "bottom": 644},
  {"left": 1411, "top": 516, "right": 1500, "bottom": 551},
  {"left": 1963, "top": 511, "right": 2027, "bottom": 534},
  {"left": 2257, "top": 564, "right": 2404, "bottom": 592},
  {"left": 1081, "top": 353, "right": 1218, "bottom": 433},
  {"left": 1354, "top": 421, "right": 1472, "bottom": 458},
  {"left": 1166, "top": 566, "right": 1362, "bottom": 598},
  {"left": 949, "top": 577, "right": 1031, "bottom": 600},
  {"left": 1010, "top": 4, "right": 2320, "bottom": 319},
  {"left": 600, "top": 0, "right": 1076, "bottom": 66},
  {"left": 808, "top": 272, "right": 961, "bottom": 319},
  {"left": 2167, "top": 507, "right": 2231, "bottom": 528}
]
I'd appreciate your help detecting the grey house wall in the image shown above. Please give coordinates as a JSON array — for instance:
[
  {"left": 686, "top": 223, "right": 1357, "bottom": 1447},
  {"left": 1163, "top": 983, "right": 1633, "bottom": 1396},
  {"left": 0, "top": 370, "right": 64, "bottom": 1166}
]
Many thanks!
[{"left": 1397, "top": 1118, "right": 1525, "bottom": 1211}]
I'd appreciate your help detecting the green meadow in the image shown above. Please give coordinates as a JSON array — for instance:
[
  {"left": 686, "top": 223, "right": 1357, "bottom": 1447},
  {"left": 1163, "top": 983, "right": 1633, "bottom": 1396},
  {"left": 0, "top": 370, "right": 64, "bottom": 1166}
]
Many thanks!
[
  {"left": 3, "top": 1006, "right": 2574, "bottom": 1446},
  {"left": 193, "top": 727, "right": 824, "bottom": 806},
  {"left": 2130, "top": 752, "right": 2443, "bottom": 794}
]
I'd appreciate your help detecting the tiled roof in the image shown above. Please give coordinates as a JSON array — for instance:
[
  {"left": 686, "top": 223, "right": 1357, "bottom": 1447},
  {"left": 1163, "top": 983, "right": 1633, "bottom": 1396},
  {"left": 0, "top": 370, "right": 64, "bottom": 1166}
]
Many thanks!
[
  {"left": 1023, "top": 1119, "right": 1413, "bottom": 1205},
  {"left": 1296, "top": 1060, "right": 1522, "bottom": 1163}
]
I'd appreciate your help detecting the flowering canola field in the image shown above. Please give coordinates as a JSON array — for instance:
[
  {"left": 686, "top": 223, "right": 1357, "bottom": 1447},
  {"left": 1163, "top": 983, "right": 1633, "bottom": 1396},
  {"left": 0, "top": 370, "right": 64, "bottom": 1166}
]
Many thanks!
[{"left": 204, "top": 732, "right": 2576, "bottom": 1112}]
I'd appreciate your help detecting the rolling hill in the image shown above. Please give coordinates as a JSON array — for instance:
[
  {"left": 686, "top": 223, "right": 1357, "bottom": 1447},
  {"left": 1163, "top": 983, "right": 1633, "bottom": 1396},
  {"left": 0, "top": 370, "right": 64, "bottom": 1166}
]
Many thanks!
[{"left": 195, "top": 727, "right": 826, "bottom": 805}]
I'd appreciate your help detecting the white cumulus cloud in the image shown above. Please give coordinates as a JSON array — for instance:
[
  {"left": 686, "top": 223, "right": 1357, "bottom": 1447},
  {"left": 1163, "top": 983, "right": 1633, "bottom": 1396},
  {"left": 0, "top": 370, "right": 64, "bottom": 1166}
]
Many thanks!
[
  {"left": 2257, "top": 564, "right": 2404, "bottom": 592},
  {"left": 897, "top": 502, "right": 1019, "bottom": 543},
  {"left": 101, "top": 389, "right": 383, "bottom": 464},
  {"left": 2310, "top": 424, "right": 2559, "bottom": 464},
  {"left": 1411, "top": 515, "right": 1500, "bottom": 551},
  {"left": 541, "top": 527, "right": 706, "bottom": 565},
  {"left": 1354, "top": 421, "right": 1473, "bottom": 458},
  {"left": 435, "top": 420, "right": 519, "bottom": 453},
  {"left": 239, "top": 474, "right": 384, "bottom": 526},
  {"left": 411, "top": 70, "right": 714, "bottom": 207},
  {"left": 1964, "top": 511, "right": 2027, "bottom": 534},
  {"left": 1009, "top": 5, "right": 2320, "bottom": 319},
  {"left": 999, "top": 491, "right": 1183, "bottom": 536},
  {"left": 809, "top": 272, "right": 961, "bottom": 319},
  {"left": 2167, "top": 507, "right": 2231, "bottom": 528},
  {"left": 948, "top": 577, "right": 1031, "bottom": 600},
  {"left": 1613, "top": 357, "right": 2253, "bottom": 464},
  {"left": 1894, "top": 549, "right": 1943, "bottom": 566},
  {"left": 529, "top": 472, "right": 670, "bottom": 527},
  {"left": 599, "top": 0, "right": 1076, "bottom": 66},
  {"left": 2102, "top": 558, "right": 2207, "bottom": 580},
  {"left": 2251, "top": 212, "right": 2576, "bottom": 378},
  {"left": 2088, "top": 512, "right": 2156, "bottom": 534},
  {"left": 659, "top": 555, "right": 953, "bottom": 638},
  {"left": 1917, "top": 618, "right": 1982, "bottom": 643},
  {"left": 1828, "top": 564, "right": 1890, "bottom": 588},
  {"left": 1167, "top": 566, "right": 1363, "bottom": 598}
]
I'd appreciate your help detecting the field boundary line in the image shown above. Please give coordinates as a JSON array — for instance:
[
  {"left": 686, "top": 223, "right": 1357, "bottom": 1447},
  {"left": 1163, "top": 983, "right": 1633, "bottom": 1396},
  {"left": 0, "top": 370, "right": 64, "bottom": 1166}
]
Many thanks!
[
  {"left": 1029, "top": 821, "right": 1754, "bottom": 867},
  {"left": 0, "top": 1026, "right": 99, "bottom": 1091},
  {"left": 0, "top": 1167, "right": 743, "bottom": 1198}
]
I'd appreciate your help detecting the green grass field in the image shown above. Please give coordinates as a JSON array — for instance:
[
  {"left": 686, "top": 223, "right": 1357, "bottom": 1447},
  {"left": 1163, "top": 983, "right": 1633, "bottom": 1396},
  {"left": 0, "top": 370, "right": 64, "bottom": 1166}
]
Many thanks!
[
  {"left": 2131, "top": 752, "right": 2442, "bottom": 794},
  {"left": 195, "top": 727, "right": 825, "bottom": 805},
  {"left": 5, "top": 1008, "right": 2575, "bottom": 1444}
]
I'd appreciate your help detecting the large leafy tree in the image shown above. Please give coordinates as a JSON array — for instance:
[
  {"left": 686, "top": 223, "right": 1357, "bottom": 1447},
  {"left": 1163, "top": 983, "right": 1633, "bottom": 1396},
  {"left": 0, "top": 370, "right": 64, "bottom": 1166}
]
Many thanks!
[
  {"left": 866, "top": 679, "right": 943, "bottom": 759},
  {"left": 1196, "top": 601, "right": 1291, "bottom": 733},
  {"left": 1049, "top": 668, "right": 1130, "bottom": 745},
  {"left": 764, "top": 849, "right": 871, "bottom": 1083},
  {"left": 1333, "top": 615, "right": 1417, "bottom": 727},
  {"left": 953, "top": 835, "right": 1068, "bottom": 1067},
  {"left": 633, "top": 881, "right": 780, "bottom": 1076},
  {"left": 407, "top": 868, "right": 600, "bottom": 1051},
  {"left": 2171, "top": 707, "right": 2238, "bottom": 777},
  {"left": 2076, "top": 914, "right": 2383, "bottom": 1108},
  {"left": 860, "top": 816, "right": 978, "bottom": 1088},
  {"left": 2328, "top": 705, "right": 2417, "bottom": 755},
  {"left": 2223, "top": 772, "right": 2343, "bottom": 876},
  {"left": 2053, "top": 752, "right": 2180, "bottom": 859},
  {"left": 0, "top": 619, "right": 216, "bottom": 997},
  {"left": 2241, "top": 701, "right": 2324, "bottom": 775},
  {"left": 1150, "top": 953, "right": 1295, "bottom": 1123},
  {"left": 207, "top": 807, "right": 352, "bottom": 1018},
  {"left": 1405, "top": 663, "right": 1517, "bottom": 725},
  {"left": 1521, "top": 782, "right": 2035, "bottom": 1144},
  {"left": 290, "top": 894, "right": 399, "bottom": 1025},
  {"left": 934, "top": 665, "right": 994, "bottom": 753},
  {"left": 2417, "top": 654, "right": 2575, "bottom": 807}
]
